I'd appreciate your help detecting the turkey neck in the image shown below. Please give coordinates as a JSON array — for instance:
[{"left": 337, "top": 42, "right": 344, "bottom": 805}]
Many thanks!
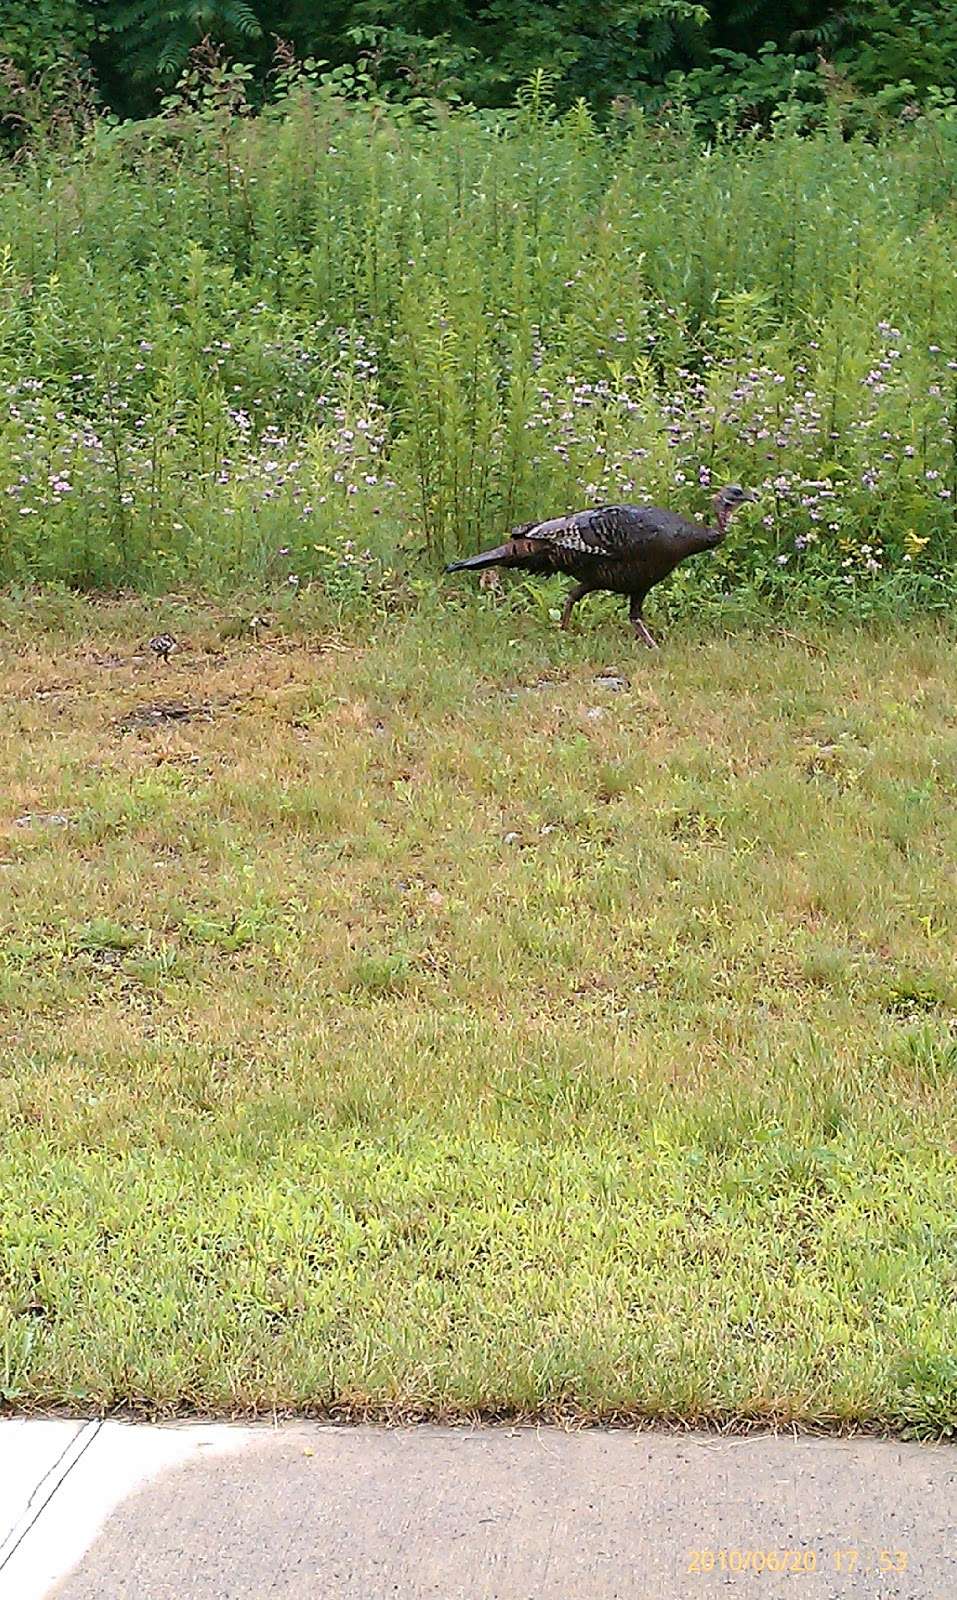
[
  {"left": 691, "top": 497, "right": 735, "bottom": 551},
  {"left": 677, "top": 517, "right": 723, "bottom": 558}
]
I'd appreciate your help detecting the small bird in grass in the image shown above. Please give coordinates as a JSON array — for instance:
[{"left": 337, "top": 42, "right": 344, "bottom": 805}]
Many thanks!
[
  {"left": 446, "top": 484, "right": 756, "bottom": 646},
  {"left": 148, "top": 633, "right": 178, "bottom": 664}
]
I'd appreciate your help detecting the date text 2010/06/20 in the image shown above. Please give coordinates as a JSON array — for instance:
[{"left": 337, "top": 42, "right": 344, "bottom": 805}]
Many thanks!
[{"left": 687, "top": 1548, "right": 909, "bottom": 1575}]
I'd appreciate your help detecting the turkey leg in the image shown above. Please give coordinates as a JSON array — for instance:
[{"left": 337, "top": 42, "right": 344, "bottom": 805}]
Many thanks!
[
  {"left": 629, "top": 595, "right": 658, "bottom": 648},
  {"left": 560, "top": 582, "right": 593, "bottom": 631}
]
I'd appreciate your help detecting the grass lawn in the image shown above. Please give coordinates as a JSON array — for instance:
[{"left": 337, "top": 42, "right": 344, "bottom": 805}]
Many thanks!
[{"left": 1, "top": 593, "right": 956, "bottom": 1431}]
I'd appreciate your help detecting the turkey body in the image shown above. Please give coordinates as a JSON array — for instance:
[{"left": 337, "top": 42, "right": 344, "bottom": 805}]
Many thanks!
[
  {"left": 445, "top": 494, "right": 744, "bottom": 646},
  {"left": 500, "top": 504, "right": 718, "bottom": 593}
]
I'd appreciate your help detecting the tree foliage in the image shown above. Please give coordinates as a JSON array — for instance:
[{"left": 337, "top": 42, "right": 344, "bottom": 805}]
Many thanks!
[{"left": 1, "top": 0, "right": 956, "bottom": 125}]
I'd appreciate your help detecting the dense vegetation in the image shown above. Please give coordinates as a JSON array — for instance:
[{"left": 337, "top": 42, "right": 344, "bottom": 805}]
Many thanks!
[
  {"left": 3, "top": 0, "right": 957, "bottom": 129},
  {"left": 0, "top": 78, "right": 956, "bottom": 612}
]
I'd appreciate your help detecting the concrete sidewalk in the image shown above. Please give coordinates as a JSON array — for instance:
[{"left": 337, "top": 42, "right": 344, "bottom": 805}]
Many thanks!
[{"left": 1, "top": 1420, "right": 954, "bottom": 1600}]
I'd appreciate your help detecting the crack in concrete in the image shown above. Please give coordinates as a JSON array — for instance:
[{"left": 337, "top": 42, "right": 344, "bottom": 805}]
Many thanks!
[{"left": 0, "top": 1422, "right": 101, "bottom": 1578}]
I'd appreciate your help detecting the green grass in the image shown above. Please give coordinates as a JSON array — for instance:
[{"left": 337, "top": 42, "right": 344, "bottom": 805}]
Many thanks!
[{"left": 2, "top": 594, "right": 956, "bottom": 1431}]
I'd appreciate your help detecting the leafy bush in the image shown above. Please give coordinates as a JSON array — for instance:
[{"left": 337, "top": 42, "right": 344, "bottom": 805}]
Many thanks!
[
  {"left": 0, "top": 0, "right": 95, "bottom": 79},
  {"left": 662, "top": 46, "right": 829, "bottom": 132},
  {"left": 6, "top": 2, "right": 957, "bottom": 128},
  {"left": 0, "top": 1, "right": 98, "bottom": 150},
  {"left": 840, "top": 3, "right": 957, "bottom": 98}
]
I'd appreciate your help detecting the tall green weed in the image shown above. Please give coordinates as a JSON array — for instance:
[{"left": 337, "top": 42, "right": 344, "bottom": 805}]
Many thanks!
[{"left": 0, "top": 80, "right": 955, "bottom": 604}]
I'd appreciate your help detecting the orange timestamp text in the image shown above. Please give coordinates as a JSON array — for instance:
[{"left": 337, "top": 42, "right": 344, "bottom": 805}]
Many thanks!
[{"left": 687, "top": 1548, "right": 908, "bottom": 1576}]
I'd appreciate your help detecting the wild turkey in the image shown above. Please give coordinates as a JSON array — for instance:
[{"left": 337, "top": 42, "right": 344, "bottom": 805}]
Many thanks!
[{"left": 446, "top": 484, "right": 755, "bottom": 646}]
